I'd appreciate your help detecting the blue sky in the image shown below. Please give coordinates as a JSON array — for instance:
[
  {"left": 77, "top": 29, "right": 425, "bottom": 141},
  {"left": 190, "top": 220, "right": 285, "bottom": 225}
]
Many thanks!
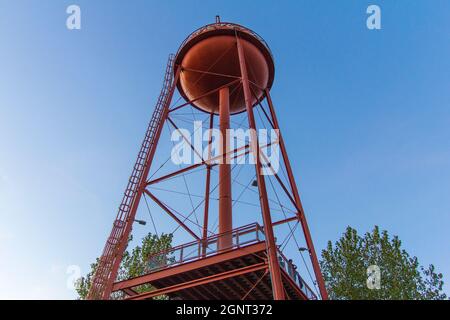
[{"left": 0, "top": 0, "right": 449, "bottom": 299}]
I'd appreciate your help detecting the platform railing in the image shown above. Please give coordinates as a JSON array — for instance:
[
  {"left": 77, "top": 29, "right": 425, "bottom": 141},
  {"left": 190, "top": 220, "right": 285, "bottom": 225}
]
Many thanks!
[
  {"left": 146, "top": 223, "right": 265, "bottom": 273},
  {"left": 175, "top": 22, "right": 274, "bottom": 61},
  {"left": 145, "top": 222, "right": 317, "bottom": 300},
  {"left": 277, "top": 250, "right": 318, "bottom": 300}
]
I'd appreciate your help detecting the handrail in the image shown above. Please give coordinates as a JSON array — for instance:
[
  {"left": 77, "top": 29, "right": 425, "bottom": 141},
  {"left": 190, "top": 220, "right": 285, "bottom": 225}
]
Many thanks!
[
  {"left": 146, "top": 222, "right": 263, "bottom": 262},
  {"left": 175, "top": 22, "right": 274, "bottom": 62},
  {"left": 141, "top": 222, "right": 318, "bottom": 300},
  {"left": 277, "top": 249, "right": 318, "bottom": 300}
]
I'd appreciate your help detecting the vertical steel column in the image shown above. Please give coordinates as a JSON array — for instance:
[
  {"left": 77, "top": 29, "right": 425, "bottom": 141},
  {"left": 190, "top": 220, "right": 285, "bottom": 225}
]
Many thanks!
[
  {"left": 202, "top": 113, "right": 214, "bottom": 256},
  {"left": 265, "top": 88, "right": 329, "bottom": 300},
  {"left": 218, "top": 87, "right": 233, "bottom": 250},
  {"left": 236, "top": 36, "right": 285, "bottom": 300}
]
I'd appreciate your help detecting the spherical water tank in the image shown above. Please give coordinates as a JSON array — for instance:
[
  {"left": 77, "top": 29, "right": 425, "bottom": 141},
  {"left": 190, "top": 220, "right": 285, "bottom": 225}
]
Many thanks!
[{"left": 174, "top": 22, "right": 275, "bottom": 115}]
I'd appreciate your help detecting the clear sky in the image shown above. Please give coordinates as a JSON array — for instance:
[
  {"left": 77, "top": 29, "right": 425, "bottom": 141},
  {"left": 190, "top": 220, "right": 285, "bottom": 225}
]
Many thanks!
[{"left": 0, "top": 0, "right": 449, "bottom": 299}]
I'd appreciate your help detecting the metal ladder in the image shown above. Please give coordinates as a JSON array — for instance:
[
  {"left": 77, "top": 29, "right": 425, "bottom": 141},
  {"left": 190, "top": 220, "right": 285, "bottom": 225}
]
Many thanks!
[{"left": 87, "top": 54, "right": 175, "bottom": 299}]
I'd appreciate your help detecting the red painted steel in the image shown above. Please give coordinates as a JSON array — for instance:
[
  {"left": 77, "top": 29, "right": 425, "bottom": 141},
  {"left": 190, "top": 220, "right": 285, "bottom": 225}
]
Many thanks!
[
  {"left": 144, "top": 190, "right": 200, "bottom": 240},
  {"left": 89, "top": 20, "right": 328, "bottom": 301},
  {"left": 174, "top": 23, "right": 274, "bottom": 115},
  {"left": 236, "top": 35, "right": 285, "bottom": 300},
  {"left": 218, "top": 86, "right": 233, "bottom": 250},
  {"left": 202, "top": 114, "right": 214, "bottom": 256},
  {"left": 265, "top": 88, "right": 329, "bottom": 300},
  {"left": 111, "top": 223, "right": 318, "bottom": 300},
  {"left": 126, "top": 263, "right": 269, "bottom": 300},
  {"left": 112, "top": 230, "right": 267, "bottom": 292},
  {"left": 87, "top": 55, "right": 180, "bottom": 300}
]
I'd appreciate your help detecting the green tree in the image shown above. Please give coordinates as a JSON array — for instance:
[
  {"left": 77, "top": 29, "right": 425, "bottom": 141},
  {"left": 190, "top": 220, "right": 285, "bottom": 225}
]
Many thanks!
[
  {"left": 76, "top": 232, "right": 173, "bottom": 300},
  {"left": 320, "top": 226, "right": 446, "bottom": 300}
]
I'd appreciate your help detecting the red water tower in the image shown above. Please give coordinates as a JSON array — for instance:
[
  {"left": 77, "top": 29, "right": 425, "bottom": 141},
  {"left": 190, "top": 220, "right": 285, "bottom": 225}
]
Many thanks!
[{"left": 87, "top": 19, "right": 328, "bottom": 300}]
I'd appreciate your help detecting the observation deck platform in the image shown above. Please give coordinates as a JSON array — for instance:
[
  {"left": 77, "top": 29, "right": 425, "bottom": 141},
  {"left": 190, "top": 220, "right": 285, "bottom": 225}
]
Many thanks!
[{"left": 112, "top": 223, "right": 317, "bottom": 300}]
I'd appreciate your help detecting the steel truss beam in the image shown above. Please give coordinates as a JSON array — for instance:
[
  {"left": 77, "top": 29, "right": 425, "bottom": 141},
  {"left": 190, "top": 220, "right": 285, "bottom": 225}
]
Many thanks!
[
  {"left": 125, "top": 263, "right": 268, "bottom": 300},
  {"left": 112, "top": 242, "right": 267, "bottom": 292},
  {"left": 145, "top": 141, "right": 275, "bottom": 186},
  {"left": 144, "top": 189, "right": 200, "bottom": 240},
  {"left": 169, "top": 78, "right": 241, "bottom": 113},
  {"left": 236, "top": 34, "right": 285, "bottom": 300}
]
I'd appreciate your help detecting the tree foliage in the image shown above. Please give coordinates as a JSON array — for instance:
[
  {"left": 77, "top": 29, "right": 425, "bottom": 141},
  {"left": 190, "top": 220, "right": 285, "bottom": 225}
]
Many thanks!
[
  {"left": 320, "top": 226, "right": 446, "bottom": 300},
  {"left": 76, "top": 233, "right": 173, "bottom": 300}
]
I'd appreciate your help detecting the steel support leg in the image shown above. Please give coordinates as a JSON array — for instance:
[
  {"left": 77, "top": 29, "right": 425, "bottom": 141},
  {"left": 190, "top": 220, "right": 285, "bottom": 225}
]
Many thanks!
[
  {"left": 265, "top": 88, "right": 328, "bottom": 300},
  {"left": 218, "top": 87, "right": 233, "bottom": 250},
  {"left": 236, "top": 36, "right": 285, "bottom": 300}
]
